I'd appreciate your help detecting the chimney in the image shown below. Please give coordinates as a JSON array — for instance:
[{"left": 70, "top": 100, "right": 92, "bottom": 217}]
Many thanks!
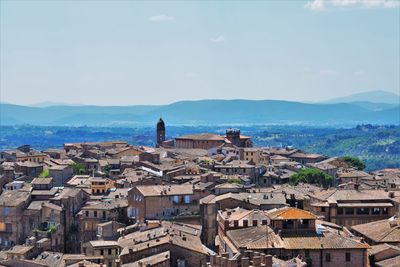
[
  {"left": 221, "top": 256, "right": 228, "bottom": 267},
  {"left": 241, "top": 257, "right": 250, "bottom": 267},
  {"left": 265, "top": 255, "right": 273, "bottom": 267},
  {"left": 228, "top": 258, "right": 238, "bottom": 267},
  {"left": 253, "top": 255, "right": 261, "bottom": 267}
]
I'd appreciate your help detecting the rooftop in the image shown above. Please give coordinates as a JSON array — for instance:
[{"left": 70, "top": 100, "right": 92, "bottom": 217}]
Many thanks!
[
  {"left": 176, "top": 133, "right": 225, "bottom": 141},
  {"left": 134, "top": 184, "right": 194, "bottom": 197},
  {"left": 351, "top": 217, "right": 400, "bottom": 243},
  {"left": 267, "top": 206, "right": 318, "bottom": 220}
]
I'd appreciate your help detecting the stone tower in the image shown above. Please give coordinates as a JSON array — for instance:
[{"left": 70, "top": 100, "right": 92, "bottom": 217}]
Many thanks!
[{"left": 156, "top": 118, "right": 165, "bottom": 147}]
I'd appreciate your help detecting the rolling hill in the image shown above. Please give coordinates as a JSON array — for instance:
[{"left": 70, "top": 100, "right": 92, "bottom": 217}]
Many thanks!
[{"left": 1, "top": 99, "right": 399, "bottom": 126}]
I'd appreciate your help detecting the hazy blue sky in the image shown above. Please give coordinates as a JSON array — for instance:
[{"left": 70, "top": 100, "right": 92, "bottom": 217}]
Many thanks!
[{"left": 1, "top": 0, "right": 399, "bottom": 105}]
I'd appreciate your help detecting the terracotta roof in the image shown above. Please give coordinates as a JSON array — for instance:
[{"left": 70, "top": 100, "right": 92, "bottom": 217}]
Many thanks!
[
  {"left": 176, "top": 133, "right": 225, "bottom": 141},
  {"left": 31, "top": 177, "right": 53, "bottom": 185},
  {"left": 89, "top": 240, "right": 119, "bottom": 248},
  {"left": 227, "top": 225, "right": 281, "bottom": 250},
  {"left": 0, "top": 190, "right": 30, "bottom": 207},
  {"left": 135, "top": 184, "right": 194, "bottom": 197},
  {"left": 267, "top": 207, "right": 318, "bottom": 220},
  {"left": 122, "top": 251, "right": 170, "bottom": 267},
  {"left": 376, "top": 255, "right": 400, "bottom": 267},
  {"left": 281, "top": 230, "right": 369, "bottom": 250},
  {"left": 351, "top": 217, "right": 400, "bottom": 243}
]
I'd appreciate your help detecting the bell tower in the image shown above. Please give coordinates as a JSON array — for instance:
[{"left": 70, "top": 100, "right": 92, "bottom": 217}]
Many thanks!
[{"left": 156, "top": 118, "right": 166, "bottom": 147}]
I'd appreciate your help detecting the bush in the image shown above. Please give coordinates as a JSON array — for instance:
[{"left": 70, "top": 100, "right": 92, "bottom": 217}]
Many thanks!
[
  {"left": 227, "top": 178, "right": 241, "bottom": 184},
  {"left": 39, "top": 168, "right": 49, "bottom": 178},
  {"left": 70, "top": 163, "right": 86, "bottom": 174},
  {"left": 290, "top": 168, "right": 332, "bottom": 187},
  {"left": 340, "top": 156, "right": 366, "bottom": 170}
]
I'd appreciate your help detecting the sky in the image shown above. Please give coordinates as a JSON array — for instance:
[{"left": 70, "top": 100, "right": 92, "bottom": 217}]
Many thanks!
[{"left": 1, "top": 0, "right": 399, "bottom": 106}]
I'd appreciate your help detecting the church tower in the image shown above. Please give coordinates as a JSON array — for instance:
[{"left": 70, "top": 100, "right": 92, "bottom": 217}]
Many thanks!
[{"left": 156, "top": 117, "right": 165, "bottom": 147}]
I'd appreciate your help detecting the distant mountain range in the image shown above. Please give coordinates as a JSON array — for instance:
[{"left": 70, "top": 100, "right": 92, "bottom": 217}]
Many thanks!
[
  {"left": 1, "top": 91, "right": 399, "bottom": 126},
  {"left": 323, "top": 90, "right": 399, "bottom": 105}
]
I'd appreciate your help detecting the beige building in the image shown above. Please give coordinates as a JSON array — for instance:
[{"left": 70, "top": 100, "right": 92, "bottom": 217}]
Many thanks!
[
  {"left": 0, "top": 190, "right": 31, "bottom": 249},
  {"left": 128, "top": 184, "right": 205, "bottom": 221}
]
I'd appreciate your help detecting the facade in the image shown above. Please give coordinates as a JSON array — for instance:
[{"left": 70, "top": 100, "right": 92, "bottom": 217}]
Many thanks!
[
  {"left": 80, "top": 199, "right": 128, "bottom": 245},
  {"left": 199, "top": 192, "right": 287, "bottom": 248},
  {"left": 83, "top": 240, "right": 120, "bottom": 267},
  {"left": 90, "top": 178, "right": 115, "bottom": 195},
  {"left": 176, "top": 129, "right": 253, "bottom": 150},
  {"left": 128, "top": 184, "right": 204, "bottom": 221},
  {"left": 217, "top": 207, "right": 370, "bottom": 267},
  {"left": 0, "top": 190, "right": 31, "bottom": 249},
  {"left": 309, "top": 189, "right": 395, "bottom": 228}
]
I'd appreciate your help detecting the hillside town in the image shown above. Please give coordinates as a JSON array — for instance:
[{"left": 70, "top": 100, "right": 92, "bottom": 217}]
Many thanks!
[{"left": 0, "top": 118, "right": 399, "bottom": 267}]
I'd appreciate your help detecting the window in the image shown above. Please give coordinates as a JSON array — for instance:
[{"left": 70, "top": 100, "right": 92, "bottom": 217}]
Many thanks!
[
  {"left": 108, "top": 248, "right": 112, "bottom": 255},
  {"left": 321, "top": 207, "right": 326, "bottom": 212},
  {"left": 102, "top": 211, "right": 106, "bottom": 219},
  {"left": 337, "top": 208, "right": 344, "bottom": 215},
  {"left": 85, "top": 211, "right": 89, "bottom": 217},
  {"left": 172, "top": 196, "right": 179, "bottom": 204},
  {"left": 184, "top": 195, "right": 190, "bottom": 204},
  {"left": 345, "top": 252, "right": 351, "bottom": 262},
  {"left": 100, "top": 249, "right": 104, "bottom": 255},
  {"left": 3, "top": 208, "right": 10, "bottom": 216},
  {"left": 345, "top": 208, "right": 354, "bottom": 215},
  {"left": 325, "top": 253, "right": 331, "bottom": 262},
  {"left": 0, "top": 223, "right": 5, "bottom": 232},
  {"left": 305, "top": 250, "right": 310, "bottom": 258},
  {"left": 356, "top": 208, "right": 369, "bottom": 215},
  {"left": 372, "top": 208, "right": 380, "bottom": 215},
  {"left": 94, "top": 211, "right": 97, "bottom": 218},
  {"left": 383, "top": 208, "right": 389, "bottom": 215}
]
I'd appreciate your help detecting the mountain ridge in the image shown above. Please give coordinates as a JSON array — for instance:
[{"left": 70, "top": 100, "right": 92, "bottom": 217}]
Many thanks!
[{"left": 1, "top": 99, "right": 398, "bottom": 127}]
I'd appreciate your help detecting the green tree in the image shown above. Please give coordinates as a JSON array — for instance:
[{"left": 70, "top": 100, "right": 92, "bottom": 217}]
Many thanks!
[
  {"left": 103, "top": 164, "right": 112, "bottom": 176},
  {"left": 39, "top": 168, "right": 49, "bottom": 178},
  {"left": 227, "top": 178, "right": 241, "bottom": 184},
  {"left": 290, "top": 168, "right": 332, "bottom": 187},
  {"left": 340, "top": 156, "right": 366, "bottom": 170},
  {"left": 70, "top": 163, "right": 86, "bottom": 175}
]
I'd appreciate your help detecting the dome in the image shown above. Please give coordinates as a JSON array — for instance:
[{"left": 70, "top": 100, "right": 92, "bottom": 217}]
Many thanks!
[{"left": 157, "top": 118, "right": 165, "bottom": 131}]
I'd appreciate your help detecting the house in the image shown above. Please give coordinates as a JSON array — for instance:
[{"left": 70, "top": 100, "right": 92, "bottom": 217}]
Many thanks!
[
  {"left": 199, "top": 192, "right": 287, "bottom": 248},
  {"left": 127, "top": 184, "right": 204, "bottom": 221},
  {"left": 0, "top": 190, "right": 31, "bottom": 249},
  {"left": 90, "top": 178, "right": 115, "bottom": 195},
  {"left": 218, "top": 207, "right": 370, "bottom": 267},
  {"left": 48, "top": 165, "right": 73, "bottom": 187},
  {"left": 14, "top": 162, "right": 44, "bottom": 177},
  {"left": 83, "top": 240, "right": 120, "bottom": 267},
  {"left": 309, "top": 189, "right": 396, "bottom": 228},
  {"left": 118, "top": 221, "right": 211, "bottom": 267},
  {"left": 351, "top": 216, "right": 400, "bottom": 246},
  {"left": 288, "top": 152, "right": 326, "bottom": 165},
  {"left": 31, "top": 178, "right": 54, "bottom": 190},
  {"left": 368, "top": 243, "right": 400, "bottom": 267},
  {"left": 213, "top": 160, "right": 264, "bottom": 182},
  {"left": 50, "top": 188, "right": 90, "bottom": 253},
  {"left": 96, "top": 221, "right": 125, "bottom": 241},
  {"left": 0, "top": 146, "right": 47, "bottom": 163},
  {"left": 79, "top": 199, "right": 128, "bottom": 244}
]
